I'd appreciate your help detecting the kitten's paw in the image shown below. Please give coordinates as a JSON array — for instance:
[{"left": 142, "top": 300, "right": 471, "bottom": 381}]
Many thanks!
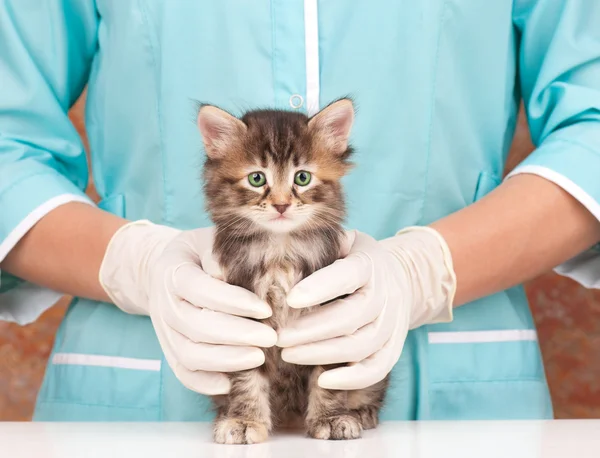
[
  {"left": 213, "top": 418, "right": 269, "bottom": 444},
  {"left": 352, "top": 406, "right": 379, "bottom": 430},
  {"left": 307, "top": 414, "right": 362, "bottom": 440}
]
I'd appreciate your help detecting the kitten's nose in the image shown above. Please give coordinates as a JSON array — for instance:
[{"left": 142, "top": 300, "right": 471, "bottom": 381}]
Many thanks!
[{"left": 272, "top": 203, "right": 290, "bottom": 214}]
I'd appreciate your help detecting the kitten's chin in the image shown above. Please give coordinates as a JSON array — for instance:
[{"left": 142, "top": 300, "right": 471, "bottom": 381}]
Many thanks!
[
  {"left": 260, "top": 217, "right": 304, "bottom": 234},
  {"left": 251, "top": 213, "right": 309, "bottom": 234}
]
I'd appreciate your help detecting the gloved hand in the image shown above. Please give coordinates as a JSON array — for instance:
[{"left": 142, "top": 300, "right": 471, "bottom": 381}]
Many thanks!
[
  {"left": 99, "top": 220, "right": 277, "bottom": 395},
  {"left": 277, "top": 227, "right": 456, "bottom": 390}
]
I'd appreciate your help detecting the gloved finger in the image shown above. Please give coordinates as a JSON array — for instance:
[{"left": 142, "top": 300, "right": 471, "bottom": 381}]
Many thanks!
[
  {"left": 201, "top": 249, "right": 224, "bottom": 281},
  {"left": 280, "top": 307, "right": 395, "bottom": 365},
  {"left": 168, "top": 325, "right": 266, "bottom": 372},
  {"left": 286, "top": 253, "right": 372, "bottom": 309},
  {"left": 151, "top": 316, "right": 231, "bottom": 395},
  {"left": 172, "top": 262, "right": 272, "bottom": 319},
  {"left": 172, "top": 363, "right": 231, "bottom": 396},
  {"left": 277, "top": 288, "right": 380, "bottom": 348},
  {"left": 165, "top": 298, "right": 277, "bottom": 347},
  {"left": 318, "top": 323, "right": 409, "bottom": 391}
]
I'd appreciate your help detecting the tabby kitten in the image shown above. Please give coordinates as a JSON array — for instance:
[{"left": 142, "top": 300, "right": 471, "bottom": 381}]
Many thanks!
[{"left": 197, "top": 99, "right": 388, "bottom": 444}]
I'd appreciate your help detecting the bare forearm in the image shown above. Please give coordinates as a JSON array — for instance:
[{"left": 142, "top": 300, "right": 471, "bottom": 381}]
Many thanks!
[
  {"left": 0, "top": 202, "right": 127, "bottom": 301},
  {"left": 431, "top": 174, "right": 600, "bottom": 306}
]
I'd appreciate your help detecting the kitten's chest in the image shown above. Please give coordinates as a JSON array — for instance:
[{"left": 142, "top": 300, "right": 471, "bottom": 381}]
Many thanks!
[
  {"left": 218, "top": 232, "right": 341, "bottom": 329},
  {"left": 253, "top": 263, "right": 300, "bottom": 301},
  {"left": 253, "top": 251, "right": 305, "bottom": 331},
  {"left": 222, "top": 237, "right": 318, "bottom": 329}
]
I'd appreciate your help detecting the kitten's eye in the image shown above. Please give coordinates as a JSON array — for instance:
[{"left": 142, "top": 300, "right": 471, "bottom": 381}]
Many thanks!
[
  {"left": 294, "top": 171, "right": 312, "bottom": 186},
  {"left": 248, "top": 172, "right": 266, "bottom": 187}
]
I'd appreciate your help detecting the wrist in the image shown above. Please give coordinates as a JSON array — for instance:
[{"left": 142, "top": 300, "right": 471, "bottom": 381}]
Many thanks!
[
  {"left": 99, "top": 220, "right": 181, "bottom": 315},
  {"left": 381, "top": 226, "right": 457, "bottom": 328}
]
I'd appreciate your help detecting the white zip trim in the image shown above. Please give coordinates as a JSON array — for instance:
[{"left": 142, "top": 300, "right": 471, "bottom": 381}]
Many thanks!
[
  {"left": 304, "top": 0, "right": 320, "bottom": 116},
  {"left": 52, "top": 353, "right": 161, "bottom": 371},
  {"left": 428, "top": 330, "right": 538, "bottom": 344}
]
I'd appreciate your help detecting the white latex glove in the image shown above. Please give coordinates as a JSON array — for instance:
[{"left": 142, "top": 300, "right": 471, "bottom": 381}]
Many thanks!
[
  {"left": 277, "top": 227, "right": 456, "bottom": 391},
  {"left": 99, "top": 220, "right": 277, "bottom": 395}
]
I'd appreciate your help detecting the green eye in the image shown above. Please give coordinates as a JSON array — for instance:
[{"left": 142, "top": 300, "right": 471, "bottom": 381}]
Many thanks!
[
  {"left": 248, "top": 172, "right": 266, "bottom": 187},
  {"left": 294, "top": 171, "right": 312, "bottom": 186}
]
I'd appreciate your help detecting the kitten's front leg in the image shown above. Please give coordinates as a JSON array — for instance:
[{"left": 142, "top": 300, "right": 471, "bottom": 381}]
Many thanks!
[
  {"left": 305, "top": 366, "right": 362, "bottom": 440},
  {"left": 213, "top": 369, "right": 271, "bottom": 444},
  {"left": 347, "top": 375, "right": 389, "bottom": 430}
]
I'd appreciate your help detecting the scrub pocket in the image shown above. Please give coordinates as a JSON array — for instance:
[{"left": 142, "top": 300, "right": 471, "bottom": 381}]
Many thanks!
[
  {"left": 423, "top": 170, "right": 553, "bottom": 420},
  {"left": 426, "top": 337, "right": 553, "bottom": 419},
  {"left": 34, "top": 298, "right": 164, "bottom": 421}
]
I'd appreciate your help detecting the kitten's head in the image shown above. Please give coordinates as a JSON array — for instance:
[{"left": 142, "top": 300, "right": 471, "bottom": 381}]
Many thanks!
[{"left": 198, "top": 99, "right": 354, "bottom": 234}]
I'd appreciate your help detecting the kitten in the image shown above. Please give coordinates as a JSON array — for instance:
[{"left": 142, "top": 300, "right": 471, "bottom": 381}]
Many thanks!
[{"left": 197, "top": 99, "right": 389, "bottom": 444}]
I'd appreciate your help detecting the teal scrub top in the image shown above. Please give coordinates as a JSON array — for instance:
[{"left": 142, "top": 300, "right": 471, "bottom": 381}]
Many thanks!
[{"left": 1, "top": 0, "right": 600, "bottom": 421}]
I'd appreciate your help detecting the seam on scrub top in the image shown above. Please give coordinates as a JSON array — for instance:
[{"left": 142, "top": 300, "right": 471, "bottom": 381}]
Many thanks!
[
  {"left": 138, "top": 1, "right": 169, "bottom": 225},
  {"left": 545, "top": 137, "right": 600, "bottom": 157},
  {"left": 430, "top": 377, "right": 543, "bottom": 385},
  {"left": 270, "top": 0, "right": 278, "bottom": 107},
  {"left": 51, "top": 296, "right": 77, "bottom": 351},
  {"left": 39, "top": 399, "right": 160, "bottom": 410},
  {"left": 0, "top": 171, "right": 65, "bottom": 202},
  {"left": 417, "top": 0, "right": 448, "bottom": 225},
  {"left": 31, "top": 297, "right": 78, "bottom": 409},
  {"left": 158, "top": 354, "right": 164, "bottom": 420}
]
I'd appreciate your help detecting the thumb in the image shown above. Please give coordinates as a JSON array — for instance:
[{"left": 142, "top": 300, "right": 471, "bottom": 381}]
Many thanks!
[
  {"left": 339, "top": 229, "right": 356, "bottom": 258},
  {"left": 201, "top": 249, "right": 224, "bottom": 281}
]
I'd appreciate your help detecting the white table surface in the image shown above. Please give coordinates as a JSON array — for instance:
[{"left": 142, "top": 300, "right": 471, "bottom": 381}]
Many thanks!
[{"left": 1, "top": 420, "right": 599, "bottom": 458}]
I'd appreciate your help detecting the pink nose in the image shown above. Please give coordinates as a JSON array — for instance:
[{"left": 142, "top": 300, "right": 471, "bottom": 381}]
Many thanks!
[{"left": 272, "top": 203, "right": 290, "bottom": 214}]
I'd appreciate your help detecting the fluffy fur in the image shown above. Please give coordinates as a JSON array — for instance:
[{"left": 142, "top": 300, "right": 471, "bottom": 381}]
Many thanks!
[{"left": 198, "top": 99, "right": 389, "bottom": 444}]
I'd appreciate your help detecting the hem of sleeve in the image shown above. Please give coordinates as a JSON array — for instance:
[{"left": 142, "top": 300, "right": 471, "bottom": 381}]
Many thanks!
[
  {"left": 506, "top": 165, "right": 600, "bottom": 289},
  {"left": 0, "top": 282, "right": 65, "bottom": 325}
]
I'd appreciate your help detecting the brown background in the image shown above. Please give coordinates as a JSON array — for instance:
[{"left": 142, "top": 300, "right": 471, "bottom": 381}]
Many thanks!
[{"left": 1, "top": 94, "right": 599, "bottom": 420}]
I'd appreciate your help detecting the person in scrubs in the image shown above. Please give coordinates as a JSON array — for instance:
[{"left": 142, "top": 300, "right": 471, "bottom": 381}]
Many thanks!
[{"left": 1, "top": 1, "right": 599, "bottom": 421}]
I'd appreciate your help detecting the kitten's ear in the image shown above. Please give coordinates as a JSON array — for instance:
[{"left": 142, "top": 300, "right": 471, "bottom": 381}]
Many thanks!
[
  {"left": 197, "top": 105, "right": 247, "bottom": 159},
  {"left": 308, "top": 99, "right": 354, "bottom": 156}
]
